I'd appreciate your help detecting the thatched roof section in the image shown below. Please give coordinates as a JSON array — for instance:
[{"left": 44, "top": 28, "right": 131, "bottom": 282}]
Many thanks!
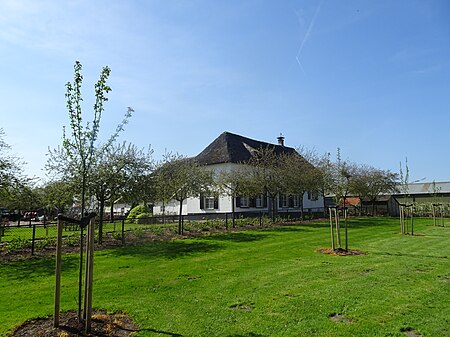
[{"left": 195, "top": 131, "right": 298, "bottom": 165}]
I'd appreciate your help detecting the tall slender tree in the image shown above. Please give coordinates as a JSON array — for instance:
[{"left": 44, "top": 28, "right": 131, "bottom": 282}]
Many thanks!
[{"left": 46, "top": 61, "right": 133, "bottom": 321}]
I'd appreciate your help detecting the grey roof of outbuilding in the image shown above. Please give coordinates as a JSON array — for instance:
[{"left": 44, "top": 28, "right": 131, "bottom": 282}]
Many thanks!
[
  {"left": 195, "top": 131, "right": 298, "bottom": 165},
  {"left": 395, "top": 181, "right": 450, "bottom": 195}
]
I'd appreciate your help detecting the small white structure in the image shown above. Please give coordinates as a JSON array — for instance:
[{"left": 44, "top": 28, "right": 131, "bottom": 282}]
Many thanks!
[{"left": 153, "top": 132, "right": 324, "bottom": 216}]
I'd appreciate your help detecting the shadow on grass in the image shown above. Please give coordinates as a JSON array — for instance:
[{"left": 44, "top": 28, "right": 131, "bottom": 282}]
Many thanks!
[
  {"left": 373, "top": 251, "right": 448, "bottom": 259},
  {"left": 226, "top": 333, "right": 265, "bottom": 337},
  {"left": 199, "top": 232, "right": 271, "bottom": 243},
  {"left": 261, "top": 225, "right": 310, "bottom": 233},
  {"left": 302, "top": 217, "right": 399, "bottom": 229},
  {"left": 0, "top": 254, "right": 79, "bottom": 281},
  {"left": 106, "top": 240, "right": 221, "bottom": 260},
  {"left": 138, "top": 327, "right": 183, "bottom": 336}
]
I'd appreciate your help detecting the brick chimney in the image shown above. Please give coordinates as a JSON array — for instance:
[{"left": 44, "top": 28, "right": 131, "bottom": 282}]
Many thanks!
[{"left": 277, "top": 134, "right": 285, "bottom": 146}]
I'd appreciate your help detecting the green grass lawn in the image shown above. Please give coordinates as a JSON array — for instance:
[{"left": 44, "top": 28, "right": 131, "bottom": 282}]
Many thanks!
[{"left": 0, "top": 217, "right": 449, "bottom": 337}]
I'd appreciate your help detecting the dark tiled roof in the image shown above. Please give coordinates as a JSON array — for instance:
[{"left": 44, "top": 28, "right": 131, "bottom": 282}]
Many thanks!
[{"left": 195, "top": 131, "right": 298, "bottom": 165}]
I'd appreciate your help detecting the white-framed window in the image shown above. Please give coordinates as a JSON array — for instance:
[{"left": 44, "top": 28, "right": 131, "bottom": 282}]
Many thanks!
[
  {"left": 308, "top": 191, "right": 319, "bottom": 201},
  {"left": 281, "top": 194, "right": 289, "bottom": 208},
  {"left": 201, "top": 194, "right": 218, "bottom": 210},
  {"left": 293, "top": 195, "right": 299, "bottom": 208},
  {"left": 255, "top": 195, "right": 263, "bottom": 208},
  {"left": 240, "top": 196, "right": 250, "bottom": 208},
  {"left": 204, "top": 196, "right": 215, "bottom": 209}
]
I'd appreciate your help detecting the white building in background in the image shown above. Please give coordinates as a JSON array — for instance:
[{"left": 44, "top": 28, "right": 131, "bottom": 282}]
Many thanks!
[{"left": 153, "top": 132, "right": 324, "bottom": 216}]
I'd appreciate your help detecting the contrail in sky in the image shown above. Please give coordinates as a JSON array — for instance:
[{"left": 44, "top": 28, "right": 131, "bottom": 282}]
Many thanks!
[{"left": 296, "top": 1, "right": 323, "bottom": 74}]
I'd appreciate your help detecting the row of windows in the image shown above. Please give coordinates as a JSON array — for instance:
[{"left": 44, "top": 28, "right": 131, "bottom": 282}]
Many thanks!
[{"left": 200, "top": 193, "right": 319, "bottom": 210}]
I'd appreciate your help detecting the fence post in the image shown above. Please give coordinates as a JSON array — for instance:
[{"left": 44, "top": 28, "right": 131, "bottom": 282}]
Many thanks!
[
  {"left": 121, "top": 219, "right": 125, "bottom": 245},
  {"left": 31, "top": 223, "right": 36, "bottom": 256},
  {"left": 225, "top": 213, "right": 228, "bottom": 229}
]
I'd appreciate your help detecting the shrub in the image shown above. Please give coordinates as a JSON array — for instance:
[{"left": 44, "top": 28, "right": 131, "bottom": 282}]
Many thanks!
[
  {"left": 133, "top": 227, "right": 144, "bottom": 238},
  {"left": 35, "top": 237, "right": 56, "bottom": 250},
  {"left": 136, "top": 213, "right": 153, "bottom": 224},
  {"left": 6, "top": 238, "right": 29, "bottom": 253},
  {"left": 64, "top": 233, "right": 81, "bottom": 247},
  {"left": 127, "top": 205, "right": 150, "bottom": 221},
  {"left": 112, "top": 231, "right": 123, "bottom": 241}
]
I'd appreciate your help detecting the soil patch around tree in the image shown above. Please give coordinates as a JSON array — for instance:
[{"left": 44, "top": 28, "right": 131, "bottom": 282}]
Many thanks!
[
  {"left": 328, "top": 313, "right": 352, "bottom": 324},
  {"left": 9, "top": 310, "right": 139, "bottom": 337},
  {"left": 317, "top": 247, "right": 366, "bottom": 256},
  {"left": 400, "top": 327, "right": 424, "bottom": 337}
]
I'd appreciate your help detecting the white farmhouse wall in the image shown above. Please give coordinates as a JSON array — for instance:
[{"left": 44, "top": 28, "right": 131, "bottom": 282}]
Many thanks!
[
  {"left": 153, "top": 199, "right": 188, "bottom": 215},
  {"left": 153, "top": 161, "right": 324, "bottom": 215}
]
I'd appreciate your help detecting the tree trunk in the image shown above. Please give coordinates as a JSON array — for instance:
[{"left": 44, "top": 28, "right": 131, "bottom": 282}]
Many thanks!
[
  {"left": 400, "top": 206, "right": 404, "bottom": 234},
  {"left": 344, "top": 208, "right": 348, "bottom": 251},
  {"left": 322, "top": 188, "right": 327, "bottom": 217},
  {"left": 178, "top": 199, "right": 183, "bottom": 235},
  {"left": 300, "top": 193, "right": 304, "bottom": 221},
  {"left": 271, "top": 195, "right": 276, "bottom": 223},
  {"left": 232, "top": 195, "right": 236, "bottom": 228},
  {"left": 110, "top": 201, "right": 114, "bottom": 223},
  {"left": 98, "top": 197, "right": 105, "bottom": 245}
]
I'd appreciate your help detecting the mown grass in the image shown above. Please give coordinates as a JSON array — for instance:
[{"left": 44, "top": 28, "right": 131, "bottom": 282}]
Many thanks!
[{"left": 0, "top": 217, "right": 449, "bottom": 337}]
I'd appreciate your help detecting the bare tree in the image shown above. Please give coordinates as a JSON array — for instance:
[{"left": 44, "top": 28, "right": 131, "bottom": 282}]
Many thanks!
[
  {"left": 154, "top": 153, "right": 212, "bottom": 234},
  {"left": 282, "top": 149, "right": 321, "bottom": 220},
  {"left": 216, "top": 165, "right": 253, "bottom": 227},
  {"left": 247, "top": 147, "right": 286, "bottom": 222}
]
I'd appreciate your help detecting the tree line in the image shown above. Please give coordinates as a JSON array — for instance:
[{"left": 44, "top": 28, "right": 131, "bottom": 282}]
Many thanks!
[{"left": 0, "top": 62, "right": 399, "bottom": 230}]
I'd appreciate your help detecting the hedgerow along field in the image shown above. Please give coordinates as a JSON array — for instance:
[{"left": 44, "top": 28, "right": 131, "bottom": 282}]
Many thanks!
[{"left": 0, "top": 217, "right": 448, "bottom": 337}]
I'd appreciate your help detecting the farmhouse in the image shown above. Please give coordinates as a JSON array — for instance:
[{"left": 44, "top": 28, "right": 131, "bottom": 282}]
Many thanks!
[{"left": 153, "top": 131, "right": 324, "bottom": 217}]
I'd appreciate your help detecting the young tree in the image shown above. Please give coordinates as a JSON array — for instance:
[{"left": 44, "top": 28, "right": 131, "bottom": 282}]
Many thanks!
[
  {"left": 328, "top": 149, "right": 357, "bottom": 251},
  {"left": 46, "top": 61, "right": 133, "bottom": 321},
  {"left": 46, "top": 61, "right": 133, "bottom": 217},
  {"left": 398, "top": 158, "right": 413, "bottom": 234}
]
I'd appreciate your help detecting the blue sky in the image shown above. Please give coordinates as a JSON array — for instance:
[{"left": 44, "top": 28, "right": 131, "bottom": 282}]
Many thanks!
[{"left": 1, "top": 0, "right": 449, "bottom": 183}]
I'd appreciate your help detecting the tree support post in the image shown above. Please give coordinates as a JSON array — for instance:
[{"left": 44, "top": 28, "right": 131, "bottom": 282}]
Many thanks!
[
  {"left": 31, "top": 223, "right": 36, "bottom": 256},
  {"left": 53, "top": 218, "right": 64, "bottom": 328},
  {"left": 84, "top": 216, "right": 95, "bottom": 333},
  {"left": 329, "top": 208, "right": 335, "bottom": 251},
  {"left": 335, "top": 208, "right": 341, "bottom": 249},
  {"left": 344, "top": 208, "right": 348, "bottom": 251}
]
